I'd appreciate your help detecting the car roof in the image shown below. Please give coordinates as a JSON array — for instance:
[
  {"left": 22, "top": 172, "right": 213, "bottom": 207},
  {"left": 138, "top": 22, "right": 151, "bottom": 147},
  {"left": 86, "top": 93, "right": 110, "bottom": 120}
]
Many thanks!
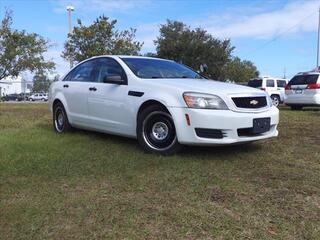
[
  {"left": 295, "top": 71, "right": 320, "bottom": 76},
  {"left": 88, "top": 55, "right": 171, "bottom": 61}
]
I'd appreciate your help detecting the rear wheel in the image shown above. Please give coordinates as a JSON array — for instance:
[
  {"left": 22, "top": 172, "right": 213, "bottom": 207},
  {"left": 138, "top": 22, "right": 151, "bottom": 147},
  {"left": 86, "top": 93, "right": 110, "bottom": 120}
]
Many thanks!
[
  {"left": 137, "top": 105, "right": 182, "bottom": 155},
  {"left": 290, "top": 105, "right": 303, "bottom": 110},
  {"left": 271, "top": 95, "right": 280, "bottom": 107},
  {"left": 53, "top": 102, "right": 72, "bottom": 133}
]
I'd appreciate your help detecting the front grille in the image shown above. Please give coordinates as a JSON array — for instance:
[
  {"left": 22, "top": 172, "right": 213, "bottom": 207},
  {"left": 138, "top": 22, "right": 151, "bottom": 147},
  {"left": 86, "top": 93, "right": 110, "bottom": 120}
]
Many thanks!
[
  {"left": 232, "top": 96, "right": 267, "bottom": 109},
  {"left": 195, "top": 128, "right": 226, "bottom": 139}
]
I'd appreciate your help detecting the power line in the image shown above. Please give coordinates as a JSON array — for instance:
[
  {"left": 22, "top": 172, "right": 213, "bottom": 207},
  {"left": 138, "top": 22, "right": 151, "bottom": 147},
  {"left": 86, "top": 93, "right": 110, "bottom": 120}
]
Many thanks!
[{"left": 243, "top": 10, "right": 318, "bottom": 58}]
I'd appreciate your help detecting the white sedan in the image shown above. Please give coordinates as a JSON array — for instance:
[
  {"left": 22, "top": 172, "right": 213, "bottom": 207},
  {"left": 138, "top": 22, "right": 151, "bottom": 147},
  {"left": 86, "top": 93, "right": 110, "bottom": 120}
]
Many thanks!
[{"left": 49, "top": 56, "right": 279, "bottom": 155}]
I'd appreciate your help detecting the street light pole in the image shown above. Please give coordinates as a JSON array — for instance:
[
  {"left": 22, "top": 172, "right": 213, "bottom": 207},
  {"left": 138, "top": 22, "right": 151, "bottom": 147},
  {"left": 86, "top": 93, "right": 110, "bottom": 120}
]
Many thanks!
[{"left": 66, "top": 5, "right": 74, "bottom": 68}]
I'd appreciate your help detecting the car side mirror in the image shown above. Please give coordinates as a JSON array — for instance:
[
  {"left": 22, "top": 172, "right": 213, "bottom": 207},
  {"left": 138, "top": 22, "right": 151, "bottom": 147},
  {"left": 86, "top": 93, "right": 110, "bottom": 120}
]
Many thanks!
[
  {"left": 103, "top": 74, "right": 124, "bottom": 85},
  {"left": 200, "top": 64, "right": 208, "bottom": 73}
]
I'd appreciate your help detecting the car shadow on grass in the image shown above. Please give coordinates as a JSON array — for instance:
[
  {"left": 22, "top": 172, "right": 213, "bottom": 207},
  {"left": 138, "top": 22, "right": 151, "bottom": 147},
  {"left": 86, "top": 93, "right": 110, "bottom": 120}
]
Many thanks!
[
  {"left": 38, "top": 120, "right": 264, "bottom": 158},
  {"left": 179, "top": 143, "right": 262, "bottom": 157},
  {"left": 72, "top": 128, "right": 263, "bottom": 158}
]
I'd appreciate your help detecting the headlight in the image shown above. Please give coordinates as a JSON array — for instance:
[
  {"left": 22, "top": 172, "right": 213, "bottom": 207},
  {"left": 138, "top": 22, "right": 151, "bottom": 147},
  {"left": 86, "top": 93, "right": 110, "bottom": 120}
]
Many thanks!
[{"left": 183, "top": 92, "right": 229, "bottom": 110}]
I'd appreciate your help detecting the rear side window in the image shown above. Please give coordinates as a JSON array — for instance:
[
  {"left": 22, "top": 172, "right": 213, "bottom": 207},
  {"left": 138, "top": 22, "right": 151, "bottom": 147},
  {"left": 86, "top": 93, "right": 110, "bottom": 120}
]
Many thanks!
[
  {"left": 65, "top": 60, "right": 96, "bottom": 82},
  {"left": 277, "top": 80, "right": 287, "bottom": 88},
  {"left": 248, "top": 79, "right": 262, "bottom": 88},
  {"left": 266, "top": 79, "right": 275, "bottom": 87},
  {"left": 289, "top": 74, "right": 319, "bottom": 85}
]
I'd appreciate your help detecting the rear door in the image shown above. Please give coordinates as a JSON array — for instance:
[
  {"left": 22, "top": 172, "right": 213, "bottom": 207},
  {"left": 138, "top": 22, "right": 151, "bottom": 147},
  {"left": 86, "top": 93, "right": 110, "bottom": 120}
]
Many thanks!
[
  {"left": 265, "top": 79, "right": 277, "bottom": 94},
  {"left": 62, "top": 60, "right": 96, "bottom": 126}
]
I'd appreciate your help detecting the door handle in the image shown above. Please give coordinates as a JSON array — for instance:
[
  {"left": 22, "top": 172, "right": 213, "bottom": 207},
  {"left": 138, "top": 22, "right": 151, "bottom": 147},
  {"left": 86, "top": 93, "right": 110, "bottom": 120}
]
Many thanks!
[
  {"left": 89, "top": 87, "right": 97, "bottom": 91},
  {"left": 63, "top": 84, "right": 69, "bottom": 88}
]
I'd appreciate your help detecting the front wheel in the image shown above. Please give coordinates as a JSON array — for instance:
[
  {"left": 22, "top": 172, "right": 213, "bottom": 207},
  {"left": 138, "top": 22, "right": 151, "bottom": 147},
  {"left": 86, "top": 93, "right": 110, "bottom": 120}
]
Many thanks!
[
  {"left": 137, "top": 105, "right": 182, "bottom": 155},
  {"left": 271, "top": 95, "right": 280, "bottom": 107},
  {"left": 53, "top": 102, "right": 72, "bottom": 133}
]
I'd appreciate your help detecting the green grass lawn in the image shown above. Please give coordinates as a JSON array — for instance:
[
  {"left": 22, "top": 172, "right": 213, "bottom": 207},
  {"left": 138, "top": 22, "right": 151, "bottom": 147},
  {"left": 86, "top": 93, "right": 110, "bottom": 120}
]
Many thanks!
[{"left": 0, "top": 103, "right": 319, "bottom": 239}]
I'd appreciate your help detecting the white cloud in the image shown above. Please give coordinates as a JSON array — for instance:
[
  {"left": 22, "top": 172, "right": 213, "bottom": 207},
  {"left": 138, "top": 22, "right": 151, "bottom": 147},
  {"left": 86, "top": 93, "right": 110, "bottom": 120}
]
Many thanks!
[
  {"left": 44, "top": 48, "right": 69, "bottom": 77},
  {"left": 134, "top": 1, "right": 320, "bottom": 54},
  {"left": 203, "top": 0, "right": 319, "bottom": 39},
  {"left": 135, "top": 22, "right": 160, "bottom": 53}
]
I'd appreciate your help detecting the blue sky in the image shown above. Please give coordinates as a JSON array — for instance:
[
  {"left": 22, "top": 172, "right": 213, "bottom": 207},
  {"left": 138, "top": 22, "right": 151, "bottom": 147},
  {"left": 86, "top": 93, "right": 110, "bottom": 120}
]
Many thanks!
[{"left": 0, "top": 0, "right": 319, "bottom": 79}]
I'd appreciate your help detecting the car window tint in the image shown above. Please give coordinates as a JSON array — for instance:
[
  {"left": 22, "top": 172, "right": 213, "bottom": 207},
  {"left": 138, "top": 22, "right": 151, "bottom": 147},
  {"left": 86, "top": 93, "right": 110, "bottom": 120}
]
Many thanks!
[
  {"left": 266, "top": 79, "right": 275, "bottom": 87},
  {"left": 289, "top": 74, "right": 319, "bottom": 85},
  {"left": 69, "top": 60, "right": 95, "bottom": 82},
  {"left": 277, "top": 80, "right": 287, "bottom": 88},
  {"left": 248, "top": 79, "right": 262, "bottom": 88},
  {"left": 93, "top": 58, "right": 126, "bottom": 83}
]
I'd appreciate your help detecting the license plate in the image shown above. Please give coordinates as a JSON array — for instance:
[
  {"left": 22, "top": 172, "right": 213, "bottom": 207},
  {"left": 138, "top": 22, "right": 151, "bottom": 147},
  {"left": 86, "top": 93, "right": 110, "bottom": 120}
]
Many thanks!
[
  {"left": 295, "top": 89, "right": 303, "bottom": 94},
  {"left": 253, "top": 118, "right": 271, "bottom": 134}
]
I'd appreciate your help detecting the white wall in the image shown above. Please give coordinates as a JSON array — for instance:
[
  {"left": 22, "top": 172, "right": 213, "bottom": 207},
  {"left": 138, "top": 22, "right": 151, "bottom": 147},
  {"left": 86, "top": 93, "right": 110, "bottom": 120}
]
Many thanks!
[{"left": 0, "top": 76, "right": 33, "bottom": 96}]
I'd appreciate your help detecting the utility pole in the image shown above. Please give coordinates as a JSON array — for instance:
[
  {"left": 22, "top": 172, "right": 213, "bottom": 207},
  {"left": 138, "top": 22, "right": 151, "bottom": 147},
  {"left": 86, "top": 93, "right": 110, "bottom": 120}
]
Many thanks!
[
  {"left": 317, "top": 6, "right": 320, "bottom": 68},
  {"left": 283, "top": 67, "right": 286, "bottom": 79},
  {"left": 66, "top": 5, "right": 74, "bottom": 69}
]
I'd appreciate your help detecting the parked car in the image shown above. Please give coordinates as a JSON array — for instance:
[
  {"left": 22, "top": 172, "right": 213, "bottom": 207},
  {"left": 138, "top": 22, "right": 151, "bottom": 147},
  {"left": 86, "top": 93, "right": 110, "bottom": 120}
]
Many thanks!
[
  {"left": 247, "top": 77, "right": 288, "bottom": 107},
  {"left": 49, "top": 56, "right": 279, "bottom": 155},
  {"left": 28, "top": 93, "right": 48, "bottom": 101},
  {"left": 2, "top": 93, "right": 24, "bottom": 101},
  {"left": 284, "top": 71, "right": 320, "bottom": 110}
]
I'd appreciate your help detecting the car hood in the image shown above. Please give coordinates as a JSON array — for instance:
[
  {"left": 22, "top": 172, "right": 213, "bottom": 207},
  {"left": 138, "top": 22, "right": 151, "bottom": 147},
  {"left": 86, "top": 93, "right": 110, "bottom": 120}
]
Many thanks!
[{"left": 143, "top": 78, "right": 264, "bottom": 96}]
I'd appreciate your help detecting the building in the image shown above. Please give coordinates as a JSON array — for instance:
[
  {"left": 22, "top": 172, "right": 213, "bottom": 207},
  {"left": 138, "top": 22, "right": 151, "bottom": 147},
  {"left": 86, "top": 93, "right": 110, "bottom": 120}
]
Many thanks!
[{"left": 0, "top": 76, "right": 33, "bottom": 96}]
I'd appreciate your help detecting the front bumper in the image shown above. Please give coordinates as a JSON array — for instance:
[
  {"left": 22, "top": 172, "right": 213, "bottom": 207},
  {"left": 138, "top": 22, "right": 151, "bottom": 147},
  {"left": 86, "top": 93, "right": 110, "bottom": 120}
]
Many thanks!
[{"left": 168, "top": 106, "right": 279, "bottom": 145}]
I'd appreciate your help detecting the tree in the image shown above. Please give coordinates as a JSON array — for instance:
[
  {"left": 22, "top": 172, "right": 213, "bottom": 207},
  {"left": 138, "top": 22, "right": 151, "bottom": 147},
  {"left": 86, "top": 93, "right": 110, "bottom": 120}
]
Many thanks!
[
  {"left": 32, "top": 71, "right": 51, "bottom": 93},
  {"left": 0, "top": 11, "right": 54, "bottom": 81},
  {"left": 154, "top": 20, "right": 234, "bottom": 79},
  {"left": 221, "top": 57, "right": 259, "bottom": 83},
  {"left": 62, "top": 16, "right": 143, "bottom": 63}
]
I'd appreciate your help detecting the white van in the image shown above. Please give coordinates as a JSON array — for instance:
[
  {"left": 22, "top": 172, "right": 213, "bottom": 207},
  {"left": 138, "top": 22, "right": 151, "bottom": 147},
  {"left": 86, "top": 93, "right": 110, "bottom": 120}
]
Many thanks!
[
  {"left": 284, "top": 71, "right": 320, "bottom": 110},
  {"left": 247, "top": 77, "right": 288, "bottom": 107}
]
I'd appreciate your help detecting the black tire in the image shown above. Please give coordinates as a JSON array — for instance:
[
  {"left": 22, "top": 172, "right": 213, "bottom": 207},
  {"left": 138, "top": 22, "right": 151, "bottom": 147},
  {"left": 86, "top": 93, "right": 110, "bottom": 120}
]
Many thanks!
[
  {"left": 290, "top": 105, "right": 303, "bottom": 110},
  {"left": 271, "top": 95, "right": 280, "bottom": 107},
  {"left": 53, "top": 102, "right": 72, "bottom": 133},
  {"left": 137, "top": 105, "right": 182, "bottom": 155}
]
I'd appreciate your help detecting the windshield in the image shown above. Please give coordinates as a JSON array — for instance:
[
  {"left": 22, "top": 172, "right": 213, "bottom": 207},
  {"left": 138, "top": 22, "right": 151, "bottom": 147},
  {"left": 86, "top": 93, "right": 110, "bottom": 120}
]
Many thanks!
[
  {"left": 121, "top": 57, "right": 203, "bottom": 79},
  {"left": 248, "top": 79, "right": 262, "bottom": 88}
]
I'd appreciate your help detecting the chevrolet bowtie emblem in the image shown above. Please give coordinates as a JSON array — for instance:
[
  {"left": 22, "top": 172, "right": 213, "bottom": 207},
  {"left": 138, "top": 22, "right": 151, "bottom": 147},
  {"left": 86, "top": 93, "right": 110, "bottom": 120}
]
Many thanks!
[{"left": 250, "top": 100, "right": 259, "bottom": 105}]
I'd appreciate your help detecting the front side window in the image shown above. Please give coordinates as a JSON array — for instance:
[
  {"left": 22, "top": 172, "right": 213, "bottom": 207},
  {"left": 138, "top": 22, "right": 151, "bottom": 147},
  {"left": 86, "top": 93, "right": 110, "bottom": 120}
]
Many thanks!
[
  {"left": 266, "top": 79, "right": 275, "bottom": 87},
  {"left": 93, "top": 58, "right": 127, "bottom": 83},
  {"left": 121, "top": 57, "right": 203, "bottom": 79},
  {"left": 68, "top": 60, "right": 96, "bottom": 82}
]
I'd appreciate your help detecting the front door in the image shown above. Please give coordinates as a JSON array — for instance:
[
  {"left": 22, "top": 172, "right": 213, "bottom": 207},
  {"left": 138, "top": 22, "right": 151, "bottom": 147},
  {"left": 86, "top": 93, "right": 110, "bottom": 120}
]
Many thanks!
[{"left": 87, "top": 58, "right": 134, "bottom": 136}]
